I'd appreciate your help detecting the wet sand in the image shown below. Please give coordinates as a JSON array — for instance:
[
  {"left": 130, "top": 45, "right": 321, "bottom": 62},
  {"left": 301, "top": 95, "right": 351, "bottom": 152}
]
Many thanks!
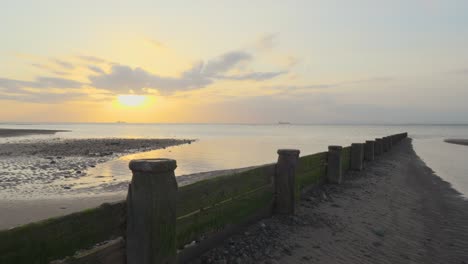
[
  {"left": 0, "top": 128, "right": 69, "bottom": 137},
  {"left": 445, "top": 138, "right": 468, "bottom": 146},
  {"left": 196, "top": 138, "right": 468, "bottom": 263},
  {"left": 0, "top": 137, "right": 196, "bottom": 229},
  {"left": 0, "top": 138, "right": 193, "bottom": 199}
]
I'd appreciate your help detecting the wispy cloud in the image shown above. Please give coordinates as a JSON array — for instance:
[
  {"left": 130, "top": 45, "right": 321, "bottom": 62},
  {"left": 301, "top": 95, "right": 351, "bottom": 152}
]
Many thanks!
[
  {"left": 215, "top": 71, "right": 287, "bottom": 81},
  {"left": 88, "top": 65, "right": 105, "bottom": 74},
  {"left": 256, "top": 33, "right": 277, "bottom": 51},
  {"left": 0, "top": 48, "right": 289, "bottom": 102},
  {"left": 0, "top": 77, "right": 83, "bottom": 90},
  {"left": 76, "top": 55, "right": 109, "bottom": 64},
  {"left": 52, "top": 59, "right": 75, "bottom": 70}
]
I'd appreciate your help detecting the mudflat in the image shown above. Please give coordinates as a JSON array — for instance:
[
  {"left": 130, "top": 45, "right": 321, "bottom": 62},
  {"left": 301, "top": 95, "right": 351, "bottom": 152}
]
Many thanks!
[
  {"left": 0, "top": 128, "right": 69, "bottom": 137},
  {"left": 445, "top": 138, "right": 468, "bottom": 146},
  {"left": 196, "top": 139, "right": 468, "bottom": 263}
]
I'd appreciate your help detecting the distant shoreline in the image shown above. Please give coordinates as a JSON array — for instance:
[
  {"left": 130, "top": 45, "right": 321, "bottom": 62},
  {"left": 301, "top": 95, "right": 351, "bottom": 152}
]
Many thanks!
[
  {"left": 444, "top": 138, "right": 468, "bottom": 146},
  {"left": 0, "top": 128, "right": 70, "bottom": 138}
]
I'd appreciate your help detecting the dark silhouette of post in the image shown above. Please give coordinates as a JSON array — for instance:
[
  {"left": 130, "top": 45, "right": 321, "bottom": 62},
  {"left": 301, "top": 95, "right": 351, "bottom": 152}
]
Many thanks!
[
  {"left": 382, "top": 137, "right": 389, "bottom": 152},
  {"left": 351, "top": 143, "right": 364, "bottom": 171},
  {"left": 127, "top": 159, "right": 178, "bottom": 264},
  {"left": 274, "top": 149, "right": 300, "bottom": 215},
  {"left": 375, "top": 138, "right": 383, "bottom": 155},
  {"left": 327, "top": 146, "right": 343, "bottom": 184},
  {"left": 274, "top": 149, "right": 300, "bottom": 214},
  {"left": 364, "top": 140, "right": 375, "bottom": 161}
]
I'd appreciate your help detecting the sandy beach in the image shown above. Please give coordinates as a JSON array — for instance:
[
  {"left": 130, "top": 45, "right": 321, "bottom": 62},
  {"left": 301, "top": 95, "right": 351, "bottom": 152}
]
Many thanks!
[
  {"left": 445, "top": 138, "right": 468, "bottom": 146},
  {"left": 195, "top": 138, "right": 468, "bottom": 263}
]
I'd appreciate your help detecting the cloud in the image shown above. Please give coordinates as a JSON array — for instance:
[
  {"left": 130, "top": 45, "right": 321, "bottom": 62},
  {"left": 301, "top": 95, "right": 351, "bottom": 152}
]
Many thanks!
[
  {"left": 89, "top": 50, "right": 285, "bottom": 94},
  {"left": 76, "top": 55, "right": 108, "bottom": 64},
  {"left": 202, "top": 51, "right": 251, "bottom": 75},
  {"left": 256, "top": 33, "right": 277, "bottom": 51},
  {"left": 88, "top": 65, "right": 105, "bottom": 74},
  {"left": 89, "top": 63, "right": 212, "bottom": 94},
  {"left": 215, "top": 71, "right": 287, "bottom": 81},
  {"left": 0, "top": 48, "right": 288, "bottom": 102},
  {"left": 0, "top": 77, "right": 83, "bottom": 90},
  {"left": 0, "top": 92, "right": 90, "bottom": 104},
  {"left": 52, "top": 59, "right": 74, "bottom": 70}
]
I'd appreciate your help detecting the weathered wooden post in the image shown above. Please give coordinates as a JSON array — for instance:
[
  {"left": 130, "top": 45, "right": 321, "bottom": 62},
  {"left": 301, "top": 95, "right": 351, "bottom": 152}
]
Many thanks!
[
  {"left": 351, "top": 143, "right": 364, "bottom": 171},
  {"left": 327, "top": 146, "right": 343, "bottom": 184},
  {"left": 382, "top": 137, "right": 389, "bottom": 152},
  {"left": 274, "top": 149, "right": 300, "bottom": 215},
  {"left": 375, "top": 138, "right": 383, "bottom": 156},
  {"left": 364, "top": 140, "right": 375, "bottom": 161},
  {"left": 127, "top": 159, "right": 178, "bottom": 264},
  {"left": 389, "top": 136, "right": 393, "bottom": 148}
]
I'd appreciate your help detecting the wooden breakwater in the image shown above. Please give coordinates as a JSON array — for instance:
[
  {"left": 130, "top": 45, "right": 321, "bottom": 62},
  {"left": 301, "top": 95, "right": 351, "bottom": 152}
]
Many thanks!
[{"left": 0, "top": 133, "right": 408, "bottom": 264}]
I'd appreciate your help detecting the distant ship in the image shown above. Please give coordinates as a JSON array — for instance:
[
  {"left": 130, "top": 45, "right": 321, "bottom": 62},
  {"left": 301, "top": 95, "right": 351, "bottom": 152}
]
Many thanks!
[
  {"left": 116, "top": 121, "right": 127, "bottom": 124},
  {"left": 278, "top": 121, "right": 291, "bottom": 125}
]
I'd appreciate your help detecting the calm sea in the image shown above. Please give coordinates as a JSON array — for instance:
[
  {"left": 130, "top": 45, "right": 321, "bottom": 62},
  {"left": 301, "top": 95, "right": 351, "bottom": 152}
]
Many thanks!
[{"left": 1, "top": 123, "right": 467, "bottom": 198}]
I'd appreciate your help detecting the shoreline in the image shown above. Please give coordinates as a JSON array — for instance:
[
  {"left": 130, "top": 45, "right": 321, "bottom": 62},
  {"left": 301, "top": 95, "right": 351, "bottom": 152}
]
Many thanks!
[
  {"left": 444, "top": 138, "right": 468, "bottom": 146},
  {"left": 0, "top": 128, "right": 69, "bottom": 137},
  {"left": 195, "top": 139, "right": 468, "bottom": 263},
  {"left": 0, "top": 162, "right": 249, "bottom": 230},
  {"left": 0, "top": 137, "right": 195, "bottom": 228}
]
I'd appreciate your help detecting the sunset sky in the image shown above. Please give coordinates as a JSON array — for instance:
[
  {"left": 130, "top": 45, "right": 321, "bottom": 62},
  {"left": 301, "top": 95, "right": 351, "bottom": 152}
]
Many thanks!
[{"left": 1, "top": 0, "right": 467, "bottom": 123}]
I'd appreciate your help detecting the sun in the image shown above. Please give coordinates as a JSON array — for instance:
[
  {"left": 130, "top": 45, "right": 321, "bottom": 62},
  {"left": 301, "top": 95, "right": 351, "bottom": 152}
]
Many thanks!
[{"left": 117, "top": 94, "right": 147, "bottom": 107}]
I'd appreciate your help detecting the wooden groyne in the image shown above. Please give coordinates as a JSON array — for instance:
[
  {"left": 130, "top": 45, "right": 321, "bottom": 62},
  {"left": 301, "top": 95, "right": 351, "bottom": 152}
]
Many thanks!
[{"left": 0, "top": 133, "right": 408, "bottom": 264}]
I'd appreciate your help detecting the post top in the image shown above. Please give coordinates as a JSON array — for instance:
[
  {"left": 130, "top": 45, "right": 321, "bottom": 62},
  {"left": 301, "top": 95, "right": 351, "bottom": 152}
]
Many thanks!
[
  {"left": 328, "top": 145, "right": 342, "bottom": 151},
  {"left": 375, "top": 138, "right": 383, "bottom": 141},
  {"left": 277, "top": 149, "right": 300, "bottom": 156},
  {"left": 129, "top": 158, "right": 177, "bottom": 173},
  {"left": 351, "top": 143, "right": 364, "bottom": 146},
  {"left": 365, "top": 140, "right": 375, "bottom": 143}
]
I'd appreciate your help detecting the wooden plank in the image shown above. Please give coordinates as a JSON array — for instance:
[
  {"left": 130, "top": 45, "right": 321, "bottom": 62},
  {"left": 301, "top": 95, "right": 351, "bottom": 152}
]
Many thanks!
[
  {"left": 176, "top": 164, "right": 274, "bottom": 218},
  {"left": 297, "top": 152, "right": 327, "bottom": 173},
  {"left": 296, "top": 152, "right": 327, "bottom": 194},
  {"left": 50, "top": 237, "right": 125, "bottom": 264},
  {"left": 176, "top": 184, "right": 274, "bottom": 248},
  {"left": 177, "top": 199, "right": 273, "bottom": 263},
  {"left": 0, "top": 201, "right": 126, "bottom": 264},
  {"left": 341, "top": 146, "right": 351, "bottom": 174}
]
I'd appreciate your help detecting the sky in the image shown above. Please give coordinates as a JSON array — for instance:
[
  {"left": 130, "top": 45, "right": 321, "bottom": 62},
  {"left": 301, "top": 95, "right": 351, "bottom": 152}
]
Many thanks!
[{"left": 1, "top": 0, "right": 468, "bottom": 124}]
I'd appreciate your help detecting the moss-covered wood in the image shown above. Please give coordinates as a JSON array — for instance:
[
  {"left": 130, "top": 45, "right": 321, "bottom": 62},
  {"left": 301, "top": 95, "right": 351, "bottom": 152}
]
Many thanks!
[
  {"left": 0, "top": 201, "right": 126, "bottom": 264},
  {"left": 176, "top": 184, "right": 273, "bottom": 248},
  {"left": 177, "top": 164, "right": 274, "bottom": 218},
  {"left": 341, "top": 146, "right": 351, "bottom": 174},
  {"left": 296, "top": 152, "right": 327, "bottom": 194}
]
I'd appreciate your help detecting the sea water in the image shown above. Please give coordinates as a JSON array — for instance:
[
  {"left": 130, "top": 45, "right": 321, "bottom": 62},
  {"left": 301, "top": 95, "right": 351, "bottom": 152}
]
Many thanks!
[{"left": 1, "top": 123, "right": 467, "bottom": 198}]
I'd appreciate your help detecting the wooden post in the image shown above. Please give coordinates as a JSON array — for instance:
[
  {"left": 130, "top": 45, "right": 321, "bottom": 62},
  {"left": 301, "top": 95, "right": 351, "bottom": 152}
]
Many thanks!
[
  {"left": 274, "top": 149, "right": 300, "bottom": 215},
  {"left": 327, "top": 146, "right": 343, "bottom": 184},
  {"left": 364, "top": 140, "right": 375, "bottom": 162},
  {"left": 382, "top": 137, "right": 389, "bottom": 152},
  {"left": 127, "top": 159, "right": 178, "bottom": 264},
  {"left": 375, "top": 138, "right": 383, "bottom": 156},
  {"left": 351, "top": 143, "right": 364, "bottom": 171}
]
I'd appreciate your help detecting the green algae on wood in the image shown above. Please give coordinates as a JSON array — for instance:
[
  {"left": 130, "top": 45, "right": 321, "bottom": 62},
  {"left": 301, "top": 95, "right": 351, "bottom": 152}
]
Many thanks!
[
  {"left": 176, "top": 184, "right": 273, "bottom": 248},
  {"left": 177, "top": 164, "right": 274, "bottom": 218},
  {"left": 0, "top": 201, "right": 126, "bottom": 264}
]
